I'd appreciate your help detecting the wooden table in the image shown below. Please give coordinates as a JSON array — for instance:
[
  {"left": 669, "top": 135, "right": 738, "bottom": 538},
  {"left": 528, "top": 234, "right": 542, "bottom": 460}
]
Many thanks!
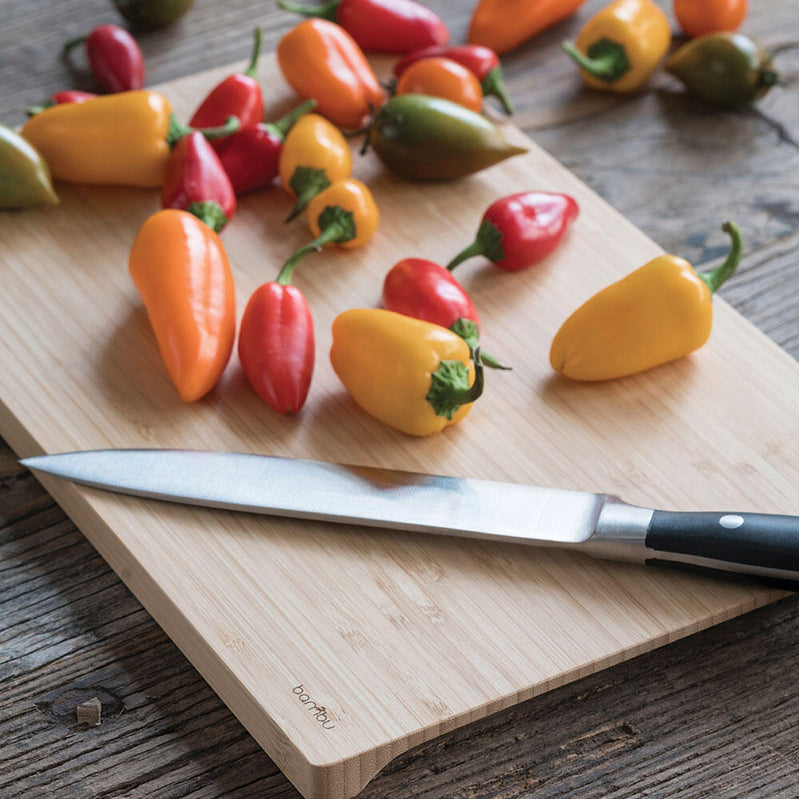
[{"left": 1, "top": 0, "right": 797, "bottom": 796}]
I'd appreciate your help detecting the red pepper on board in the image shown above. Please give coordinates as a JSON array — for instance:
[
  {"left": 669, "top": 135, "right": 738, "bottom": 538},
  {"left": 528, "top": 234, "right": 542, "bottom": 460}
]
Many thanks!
[
  {"left": 216, "top": 99, "right": 317, "bottom": 194},
  {"left": 63, "top": 24, "right": 145, "bottom": 93},
  {"left": 52, "top": 90, "right": 98, "bottom": 105},
  {"left": 161, "top": 131, "right": 237, "bottom": 232},
  {"left": 237, "top": 257, "right": 315, "bottom": 415},
  {"left": 26, "top": 90, "right": 98, "bottom": 116},
  {"left": 278, "top": 0, "right": 449, "bottom": 54},
  {"left": 190, "top": 27, "right": 264, "bottom": 135},
  {"left": 447, "top": 192, "right": 579, "bottom": 272},
  {"left": 382, "top": 258, "right": 509, "bottom": 369},
  {"left": 393, "top": 43, "right": 514, "bottom": 114}
]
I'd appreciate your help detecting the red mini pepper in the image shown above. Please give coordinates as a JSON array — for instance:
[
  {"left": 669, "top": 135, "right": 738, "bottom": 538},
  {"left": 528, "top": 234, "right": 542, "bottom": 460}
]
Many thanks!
[
  {"left": 216, "top": 99, "right": 316, "bottom": 194},
  {"left": 278, "top": 0, "right": 449, "bottom": 54},
  {"left": 238, "top": 255, "right": 315, "bottom": 414},
  {"left": 52, "top": 90, "right": 98, "bottom": 105},
  {"left": 162, "top": 131, "right": 237, "bottom": 232},
  {"left": 190, "top": 27, "right": 264, "bottom": 136},
  {"left": 394, "top": 43, "right": 513, "bottom": 114},
  {"left": 63, "top": 24, "right": 145, "bottom": 93},
  {"left": 382, "top": 258, "right": 508, "bottom": 369},
  {"left": 26, "top": 90, "right": 98, "bottom": 116},
  {"left": 447, "top": 192, "right": 579, "bottom": 272}
]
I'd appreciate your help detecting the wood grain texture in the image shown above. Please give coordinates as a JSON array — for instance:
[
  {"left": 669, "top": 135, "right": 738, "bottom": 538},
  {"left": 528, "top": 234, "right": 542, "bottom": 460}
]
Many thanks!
[{"left": 0, "top": 0, "right": 797, "bottom": 798}]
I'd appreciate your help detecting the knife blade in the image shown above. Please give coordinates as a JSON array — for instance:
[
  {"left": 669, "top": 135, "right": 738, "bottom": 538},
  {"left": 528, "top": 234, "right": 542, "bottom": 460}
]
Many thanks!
[{"left": 20, "top": 449, "right": 798, "bottom": 585}]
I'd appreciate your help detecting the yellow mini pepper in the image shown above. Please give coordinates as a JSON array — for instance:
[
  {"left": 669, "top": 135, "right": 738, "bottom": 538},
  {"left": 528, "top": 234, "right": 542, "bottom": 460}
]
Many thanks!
[
  {"left": 330, "top": 309, "right": 483, "bottom": 437},
  {"left": 21, "top": 90, "right": 238, "bottom": 188},
  {"left": 279, "top": 112, "right": 353, "bottom": 221},
  {"left": 562, "top": 0, "right": 671, "bottom": 93},
  {"left": 549, "top": 222, "right": 742, "bottom": 381}
]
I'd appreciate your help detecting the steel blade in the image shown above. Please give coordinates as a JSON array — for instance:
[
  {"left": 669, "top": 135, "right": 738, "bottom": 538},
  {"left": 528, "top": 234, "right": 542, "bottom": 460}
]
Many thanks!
[{"left": 21, "top": 449, "right": 607, "bottom": 546}]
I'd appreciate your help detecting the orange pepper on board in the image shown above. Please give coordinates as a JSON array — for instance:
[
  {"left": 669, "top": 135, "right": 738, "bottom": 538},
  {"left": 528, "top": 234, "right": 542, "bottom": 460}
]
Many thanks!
[
  {"left": 277, "top": 19, "right": 386, "bottom": 130},
  {"left": 305, "top": 178, "right": 380, "bottom": 250},
  {"left": 395, "top": 56, "right": 484, "bottom": 113},
  {"left": 468, "top": 0, "right": 586, "bottom": 56},
  {"left": 129, "top": 209, "right": 236, "bottom": 402},
  {"left": 674, "top": 0, "right": 747, "bottom": 38}
]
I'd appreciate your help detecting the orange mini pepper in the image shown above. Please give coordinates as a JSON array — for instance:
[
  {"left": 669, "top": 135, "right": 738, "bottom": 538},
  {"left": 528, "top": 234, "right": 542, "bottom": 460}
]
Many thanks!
[
  {"left": 674, "top": 0, "right": 747, "bottom": 38},
  {"left": 280, "top": 178, "right": 380, "bottom": 271},
  {"left": 277, "top": 19, "right": 385, "bottom": 130},
  {"left": 129, "top": 209, "right": 236, "bottom": 402},
  {"left": 395, "top": 57, "right": 484, "bottom": 113},
  {"left": 278, "top": 113, "right": 353, "bottom": 221},
  {"left": 468, "top": 0, "right": 586, "bottom": 56}
]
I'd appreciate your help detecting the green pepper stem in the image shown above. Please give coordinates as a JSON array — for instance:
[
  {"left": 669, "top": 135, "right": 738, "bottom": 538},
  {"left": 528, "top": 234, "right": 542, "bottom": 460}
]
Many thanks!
[
  {"left": 446, "top": 241, "right": 484, "bottom": 272},
  {"left": 277, "top": 0, "right": 340, "bottom": 23},
  {"left": 186, "top": 201, "right": 228, "bottom": 233},
  {"left": 481, "top": 66, "right": 514, "bottom": 115},
  {"left": 276, "top": 207, "right": 355, "bottom": 284},
  {"left": 244, "top": 27, "right": 263, "bottom": 79},
  {"left": 446, "top": 219, "right": 505, "bottom": 271},
  {"left": 758, "top": 69, "right": 781, "bottom": 88},
  {"left": 426, "top": 355, "right": 485, "bottom": 420},
  {"left": 63, "top": 34, "right": 87, "bottom": 55},
  {"left": 449, "top": 319, "right": 511, "bottom": 370},
  {"left": 697, "top": 221, "right": 743, "bottom": 294},
  {"left": 264, "top": 99, "right": 317, "bottom": 139},
  {"left": 285, "top": 166, "right": 331, "bottom": 222},
  {"left": 562, "top": 38, "right": 631, "bottom": 83},
  {"left": 167, "top": 114, "right": 240, "bottom": 146}
]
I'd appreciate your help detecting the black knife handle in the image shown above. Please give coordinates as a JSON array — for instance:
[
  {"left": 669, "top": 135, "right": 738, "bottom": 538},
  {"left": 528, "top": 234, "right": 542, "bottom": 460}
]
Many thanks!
[{"left": 645, "top": 510, "right": 798, "bottom": 587}]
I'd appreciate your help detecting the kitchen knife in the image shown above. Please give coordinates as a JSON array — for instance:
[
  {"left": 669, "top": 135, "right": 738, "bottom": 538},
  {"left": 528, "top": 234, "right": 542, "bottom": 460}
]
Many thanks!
[{"left": 20, "top": 449, "right": 798, "bottom": 585}]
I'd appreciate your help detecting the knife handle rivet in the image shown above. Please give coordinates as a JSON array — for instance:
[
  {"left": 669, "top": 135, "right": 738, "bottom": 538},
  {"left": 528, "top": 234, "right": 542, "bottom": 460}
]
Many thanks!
[{"left": 719, "top": 514, "right": 745, "bottom": 529}]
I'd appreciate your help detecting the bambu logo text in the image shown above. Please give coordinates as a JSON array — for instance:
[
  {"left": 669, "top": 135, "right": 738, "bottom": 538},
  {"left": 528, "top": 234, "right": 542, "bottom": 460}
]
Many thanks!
[{"left": 292, "top": 685, "right": 336, "bottom": 730}]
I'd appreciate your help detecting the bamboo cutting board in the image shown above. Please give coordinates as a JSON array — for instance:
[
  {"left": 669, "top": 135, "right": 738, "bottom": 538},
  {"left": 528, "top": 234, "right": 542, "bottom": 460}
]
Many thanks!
[{"left": 1, "top": 54, "right": 797, "bottom": 798}]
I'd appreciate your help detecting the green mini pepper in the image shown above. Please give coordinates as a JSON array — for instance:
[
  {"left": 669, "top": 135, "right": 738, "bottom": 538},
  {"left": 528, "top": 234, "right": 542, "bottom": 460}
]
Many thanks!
[
  {"left": 110, "top": 0, "right": 195, "bottom": 29},
  {"left": 665, "top": 33, "right": 781, "bottom": 109},
  {"left": 366, "top": 93, "right": 527, "bottom": 181},
  {"left": 0, "top": 124, "right": 59, "bottom": 209}
]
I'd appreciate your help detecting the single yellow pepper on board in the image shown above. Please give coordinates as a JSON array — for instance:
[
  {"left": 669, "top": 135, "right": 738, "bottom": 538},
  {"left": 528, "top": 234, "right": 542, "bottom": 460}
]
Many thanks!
[
  {"left": 330, "top": 309, "right": 483, "bottom": 437},
  {"left": 278, "top": 112, "right": 353, "bottom": 221},
  {"left": 549, "top": 222, "right": 742, "bottom": 381},
  {"left": 562, "top": 0, "right": 671, "bottom": 93},
  {"left": 20, "top": 90, "right": 238, "bottom": 188}
]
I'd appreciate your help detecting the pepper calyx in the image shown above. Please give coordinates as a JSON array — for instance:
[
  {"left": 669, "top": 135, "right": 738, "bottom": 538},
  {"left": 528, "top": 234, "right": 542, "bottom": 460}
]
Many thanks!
[
  {"left": 480, "top": 66, "right": 514, "bottom": 115},
  {"left": 186, "top": 200, "right": 228, "bottom": 233},
  {"left": 264, "top": 99, "right": 317, "bottom": 140},
  {"left": 277, "top": 206, "right": 356, "bottom": 283},
  {"left": 426, "top": 355, "right": 484, "bottom": 420},
  {"left": 446, "top": 218, "right": 505, "bottom": 271},
  {"left": 449, "top": 318, "right": 511, "bottom": 370},
  {"left": 562, "top": 38, "right": 631, "bottom": 83},
  {"left": 285, "top": 165, "right": 332, "bottom": 222},
  {"left": 277, "top": 0, "right": 341, "bottom": 22},
  {"left": 697, "top": 221, "right": 743, "bottom": 294},
  {"left": 244, "top": 27, "right": 263, "bottom": 79},
  {"left": 167, "top": 114, "right": 241, "bottom": 146}
]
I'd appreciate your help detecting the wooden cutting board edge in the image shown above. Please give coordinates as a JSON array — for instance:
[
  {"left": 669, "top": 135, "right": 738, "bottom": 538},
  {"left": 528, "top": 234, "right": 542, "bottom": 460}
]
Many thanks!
[
  {"left": 4, "top": 398, "right": 788, "bottom": 798},
  {"left": 2, "top": 55, "right": 797, "bottom": 799}
]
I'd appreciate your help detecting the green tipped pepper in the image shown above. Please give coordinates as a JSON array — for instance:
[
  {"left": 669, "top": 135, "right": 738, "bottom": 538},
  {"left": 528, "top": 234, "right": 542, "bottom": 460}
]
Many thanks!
[
  {"left": 365, "top": 93, "right": 527, "bottom": 181},
  {"left": 0, "top": 124, "right": 59, "bottom": 209},
  {"left": 665, "top": 33, "right": 781, "bottom": 109},
  {"left": 110, "top": 0, "right": 195, "bottom": 28}
]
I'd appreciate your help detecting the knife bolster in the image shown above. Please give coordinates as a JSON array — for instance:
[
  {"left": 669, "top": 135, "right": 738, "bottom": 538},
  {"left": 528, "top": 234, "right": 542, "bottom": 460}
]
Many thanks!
[{"left": 582, "top": 498, "right": 653, "bottom": 563}]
